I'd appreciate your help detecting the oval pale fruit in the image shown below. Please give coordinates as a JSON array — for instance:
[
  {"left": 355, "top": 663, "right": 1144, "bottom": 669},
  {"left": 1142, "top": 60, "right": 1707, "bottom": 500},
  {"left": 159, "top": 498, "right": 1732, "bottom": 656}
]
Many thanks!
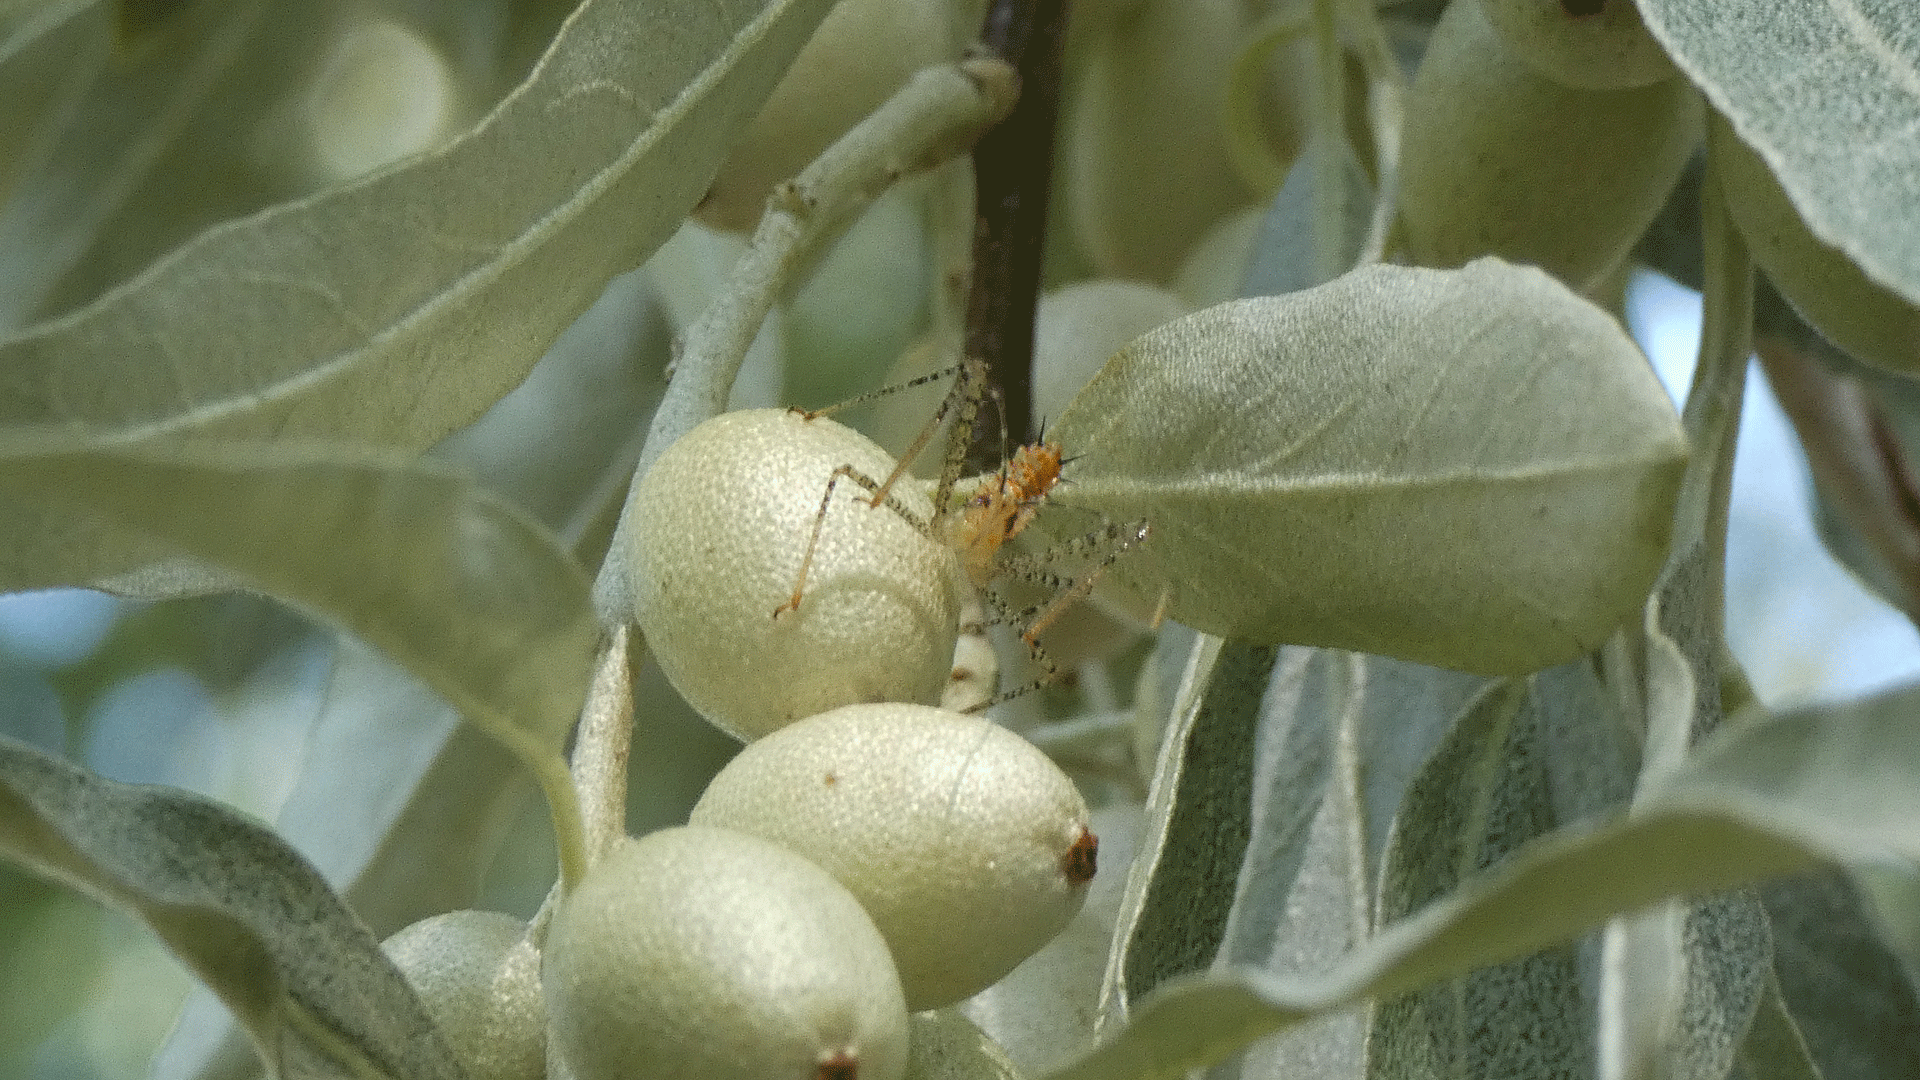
[
  {"left": 1712, "top": 114, "right": 1920, "bottom": 376},
  {"left": 1474, "top": 0, "right": 1676, "bottom": 90},
  {"left": 543, "top": 827, "right": 910, "bottom": 1080},
  {"left": 1059, "top": 0, "right": 1287, "bottom": 281},
  {"left": 691, "top": 703, "right": 1096, "bottom": 1009},
  {"left": 1398, "top": 0, "right": 1700, "bottom": 292},
  {"left": 627, "top": 409, "right": 963, "bottom": 741},
  {"left": 381, "top": 911, "right": 544, "bottom": 1080},
  {"left": 696, "top": 0, "right": 988, "bottom": 232}
]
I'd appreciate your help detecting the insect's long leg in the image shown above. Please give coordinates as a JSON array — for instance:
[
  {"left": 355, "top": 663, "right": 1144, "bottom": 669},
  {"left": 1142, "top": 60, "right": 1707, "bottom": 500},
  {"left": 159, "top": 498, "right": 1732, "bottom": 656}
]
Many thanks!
[
  {"left": 814, "top": 354, "right": 988, "bottom": 525},
  {"left": 794, "top": 361, "right": 968, "bottom": 421},
  {"left": 951, "top": 585, "right": 1063, "bottom": 712},
  {"left": 773, "top": 464, "right": 934, "bottom": 618},
  {"left": 917, "top": 356, "right": 992, "bottom": 519},
  {"left": 994, "top": 520, "right": 1150, "bottom": 644}
]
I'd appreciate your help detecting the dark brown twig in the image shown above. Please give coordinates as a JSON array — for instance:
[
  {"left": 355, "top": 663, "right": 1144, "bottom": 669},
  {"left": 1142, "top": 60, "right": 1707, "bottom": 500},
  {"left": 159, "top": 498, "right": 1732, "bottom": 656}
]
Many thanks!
[{"left": 965, "top": 0, "right": 1070, "bottom": 466}]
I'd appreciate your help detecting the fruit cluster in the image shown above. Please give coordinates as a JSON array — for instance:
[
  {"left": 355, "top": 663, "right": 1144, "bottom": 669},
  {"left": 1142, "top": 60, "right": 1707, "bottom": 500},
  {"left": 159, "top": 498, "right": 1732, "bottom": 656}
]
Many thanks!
[
  {"left": 382, "top": 700, "right": 1092, "bottom": 1080},
  {"left": 380, "top": 405, "right": 1096, "bottom": 1079}
]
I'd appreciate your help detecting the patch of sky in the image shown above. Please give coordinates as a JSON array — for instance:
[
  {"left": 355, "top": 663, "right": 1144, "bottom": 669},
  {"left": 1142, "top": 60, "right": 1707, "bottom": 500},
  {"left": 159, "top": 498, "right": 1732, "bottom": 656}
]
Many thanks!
[{"left": 1626, "top": 269, "right": 1920, "bottom": 707}]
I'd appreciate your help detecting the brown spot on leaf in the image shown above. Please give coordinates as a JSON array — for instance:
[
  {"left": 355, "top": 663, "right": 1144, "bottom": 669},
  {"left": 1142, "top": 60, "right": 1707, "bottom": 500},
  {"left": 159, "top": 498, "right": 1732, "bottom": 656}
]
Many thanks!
[{"left": 823, "top": 772, "right": 837, "bottom": 787}]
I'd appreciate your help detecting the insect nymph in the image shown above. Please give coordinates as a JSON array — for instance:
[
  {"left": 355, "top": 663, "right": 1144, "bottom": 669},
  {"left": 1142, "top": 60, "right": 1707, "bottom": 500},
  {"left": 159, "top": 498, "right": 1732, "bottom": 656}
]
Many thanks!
[{"left": 776, "top": 356, "right": 1146, "bottom": 704}]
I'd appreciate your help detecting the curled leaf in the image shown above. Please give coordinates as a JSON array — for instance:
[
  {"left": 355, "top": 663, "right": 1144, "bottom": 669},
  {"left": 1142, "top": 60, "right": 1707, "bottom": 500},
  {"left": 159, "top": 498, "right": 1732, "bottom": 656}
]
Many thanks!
[{"left": 1052, "top": 258, "right": 1686, "bottom": 676}]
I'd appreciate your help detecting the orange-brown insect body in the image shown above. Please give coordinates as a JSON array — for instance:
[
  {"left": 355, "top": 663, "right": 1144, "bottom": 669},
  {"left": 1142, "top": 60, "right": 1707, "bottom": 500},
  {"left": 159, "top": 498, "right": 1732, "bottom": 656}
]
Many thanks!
[{"left": 952, "top": 440, "right": 1064, "bottom": 585}]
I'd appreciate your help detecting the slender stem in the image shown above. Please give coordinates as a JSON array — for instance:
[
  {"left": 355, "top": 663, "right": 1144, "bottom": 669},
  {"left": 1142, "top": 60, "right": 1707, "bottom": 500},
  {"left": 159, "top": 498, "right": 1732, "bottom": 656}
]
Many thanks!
[
  {"left": 571, "top": 625, "right": 636, "bottom": 866},
  {"left": 1680, "top": 151, "right": 1755, "bottom": 634},
  {"left": 1334, "top": 0, "right": 1405, "bottom": 264},
  {"left": 638, "top": 57, "right": 1019, "bottom": 482},
  {"left": 927, "top": 158, "right": 977, "bottom": 346},
  {"left": 530, "top": 747, "right": 589, "bottom": 893},
  {"left": 1637, "top": 145, "right": 1754, "bottom": 775},
  {"left": 968, "top": 0, "right": 1070, "bottom": 457},
  {"left": 1308, "top": 0, "right": 1349, "bottom": 283}
]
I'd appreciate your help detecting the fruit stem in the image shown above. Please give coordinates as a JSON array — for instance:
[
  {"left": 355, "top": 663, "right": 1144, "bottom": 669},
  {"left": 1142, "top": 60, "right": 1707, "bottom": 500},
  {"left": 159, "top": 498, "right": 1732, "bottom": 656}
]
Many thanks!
[
  {"left": 571, "top": 626, "right": 636, "bottom": 866},
  {"left": 534, "top": 748, "right": 591, "bottom": 894},
  {"left": 1639, "top": 147, "right": 1754, "bottom": 775}
]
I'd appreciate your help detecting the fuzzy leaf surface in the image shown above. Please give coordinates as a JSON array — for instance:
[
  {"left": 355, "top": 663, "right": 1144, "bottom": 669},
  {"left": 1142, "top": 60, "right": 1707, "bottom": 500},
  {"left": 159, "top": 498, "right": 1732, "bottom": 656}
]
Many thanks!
[
  {"left": 0, "top": 0, "right": 832, "bottom": 592},
  {"left": 1367, "top": 677, "right": 1595, "bottom": 1080},
  {"left": 1638, "top": 0, "right": 1920, "bottom": 306},
  {"left": 0, "top": 735, "right": 460, "bottom": 1080},
  {"left": 0, "top": 440, "right": 596, "bottom": 760},
  {"left": 0, "top": 0, "right": 832, "bottom": 446},
  {"left": 1052, "top": 258, "right": 1686, "bottom": 675},
  {"left": 1041, "top": 682, "right": 1920, "bottom": 1080}
]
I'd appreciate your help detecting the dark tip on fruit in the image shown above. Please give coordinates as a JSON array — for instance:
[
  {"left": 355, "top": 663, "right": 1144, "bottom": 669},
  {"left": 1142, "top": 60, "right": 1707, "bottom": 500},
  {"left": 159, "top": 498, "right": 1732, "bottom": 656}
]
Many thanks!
[
  {"left": 817, "top": 1050, "right": 859, "bottom": 1080},
  {"left": 1561, "top": 0, "right": 1606, "bottom": 16},
  {"left": 1062, "top": 826, "right": 1098, "bottom": 885}
]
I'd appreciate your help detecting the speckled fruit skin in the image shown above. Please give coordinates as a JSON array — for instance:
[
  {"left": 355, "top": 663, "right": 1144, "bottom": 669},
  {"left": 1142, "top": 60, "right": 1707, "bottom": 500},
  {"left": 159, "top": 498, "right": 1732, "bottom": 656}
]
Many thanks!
[
  {"left": 1474, "top": 0, "right": 1676, "bottom": 90},
  {"left": 627, "top": 409, "right": 963, "bottom": 741},
  {"left": 1398, "top": 0, "right": 1700, "bottom": 292},
  {"left": 1712, "top": 114, "right": 1920, "bottom": 376},
  {"left": 381, "top": 911, "right": 544, "bottom": 1080},
  {"left": 690, "top": 703, "right": 1094, "bottom": 1010},
  {"left": 543, "top": 827, "right": 909, "bottom": 1080}
]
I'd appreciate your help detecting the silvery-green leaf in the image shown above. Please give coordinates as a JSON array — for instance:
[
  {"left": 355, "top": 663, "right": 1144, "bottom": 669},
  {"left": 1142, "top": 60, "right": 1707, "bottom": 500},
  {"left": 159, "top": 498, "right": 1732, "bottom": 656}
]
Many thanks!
[
  {"left": 19, "top": 1, "right": 549, "bottom": 322},
  {"left": 1208, "top": 776, "right": 1368, "bottom": 1080},
  {"left": 1052, "top": 257, "right": 1686, "bottom": 676},
  {"left": 1636, "top": 0, "right": 1920, "bottom": 306},
  {"left": 156, "top": 645, "right": 537, "bottom": 1080},
  {"left": 1736, "top": 970, "right": 1824, "bottom": 1080},
  {"left": 1211, "top": 648, "right": 1341, "bottom": 974},
  {"left": 0, "top": 0, "right": 834, "bottom": 445},
  {"left": 0, "top": 0, "right": 252, "bottom": 328},
  {"left": 153, "top": 282, "right": 667, "bottom": 1078},
  {"left": 0, "top": 735, "right": 462, "bottom": 1080},
  {"left": 0, "top": 441, "right": 595, "bottom": 761},
  {"left": 1758, "top": 869, "right": 1920, "bottom": 1080},
  {"left": 0, "top": 0, "right": 102, "bottom": 213},
  {"left": 1041, "top": 680, "right": 1920, "bottom": 1080},
  {"left": 1597, "top": 891, "right": 1771, "bottom": 1080},
  {"left": 1367, "top": 677, "right": 1592, "bottom": 1080},
  {"left": 1109, "top": 642, "right": 1275, "bottom": 1015},
  {"left": 9, "top": 1, "right": 369, "bottom": 324},
  {"left": 905, "top": 1009, "right": 1026, "bottom": 1080},
  {"left": 0, "top": 0, "right": 833, "bottom": 594},
  {"left": 1213, "top": 650, "right": 1493, "bottom": 981}
]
